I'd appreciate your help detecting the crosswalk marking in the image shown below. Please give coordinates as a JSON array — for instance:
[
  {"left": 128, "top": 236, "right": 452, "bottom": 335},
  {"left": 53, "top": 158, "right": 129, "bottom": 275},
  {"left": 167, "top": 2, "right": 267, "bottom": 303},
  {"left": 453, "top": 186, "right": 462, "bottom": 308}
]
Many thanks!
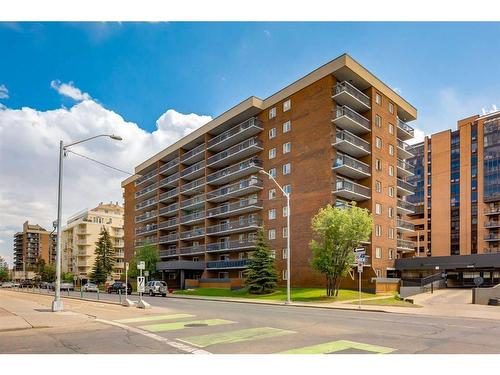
[
  {"left": 178, "top": 327, "right": 296, "bottom": 348},
  {"left": 139, "top": 319, "right": 235, "bottom": 332},
  {"left": 279, "top": 340, "right": 396, "bottom": 354},
  {"left": 114, "top": 314, "right": 195, "bottom": 324}
]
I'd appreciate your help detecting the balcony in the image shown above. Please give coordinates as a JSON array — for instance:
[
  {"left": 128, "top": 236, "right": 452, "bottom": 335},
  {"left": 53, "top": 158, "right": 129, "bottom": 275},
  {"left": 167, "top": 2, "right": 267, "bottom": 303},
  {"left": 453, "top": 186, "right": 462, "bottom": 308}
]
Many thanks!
[
  {"left": 181, "top": 143, "right": 205, "bottom": 165},
  {"left": 135, "top": 169, "right": 157, "bottom": 187},
  {"left": 207, "top": 138, "right": 263, "bottom": 168},
  {"left": 135, "top": 210, "right": 157, "bottom": 224},
  {"left": 159, "top": 203, "right": 178, "bottom": 217},
  {"left": 135, "top": 182, "right": 158, "bottom": 199},
  {"left": 207, "top": 218, "right": 261, "bottom": 236},
  {"left": 207, "top": 177, "right": 263, "bottom": 203},
  {"left": 208, "top": 117, "right": 263, "bottom": 152},
  {"left": 397, "top": 239, "right": 416, "bottom": 252},
  {"left": 483, "top": 247, "right": 500, "bottom": 253},
  {"left": 332, "top": 129, "right": 370, "bottom": 158},
  {"left": 180, "top": 211, "right": 206, "bottom": 225},
  {"left": 158, "top": 233, "right": 179, "bottom": 244},
  {"left": 207, "top": 158, "right": 263, "bottom": 185},
  {"left": 397, "top": 199, "right": 415, "bottom": 214},
  {"left": 332, "top": 105, "right": 371, "bottom": 135},
  {"left": 135, "top": 237, "right": 158, "bottom": 247},
  {"left": 159, "top": 249, "right": 178, "bottom": 258},
  {"left": 181, "top": 177, "right": 206, "bottom": 196},
  {"left": 206, "top": 259, "right": 249, "bottom": 269},
  {"left": 180, "top": 227, "right": 205, "bottom": 240},
  {"left": 485, "top": 233, "right": 500, "bottom": 242},
  {"left": 397, "top": 219, "right": 415, "bottom": 232},
  {"left": 159, "top": 157, "right": 180, "bottom": 175},
  {"left": 397, "top": 158, "right": 414, "bottom": 178},
  {"left": 333, "top": 153, "right": 371, "bottom": 179},
  {"left": 159, "top": 187, "right": 179, "bottom": 204},
  {"left": 207, "top": 239, "right": 257, "bottom": 253},
  {"left": 179, "top": 244, "right": 206, "bottom": 255},
  {"left": 397, "top": 118, "right": 414, "bottom": 141},
  {"left": 485, "top": 221, "right": 500, "bottom": 229},
  {"left": 332, "top": 81, "right": 371, "bottom": 112},
  {"left": 180, "top": 194, "right": 205, "bottom": 211},
  {"left": 485, "top": 206, "right": 500, "bottom": 216},
  {"left": 397, "top": 139, "right": 414, "bottom": 159},
  {"left": 135, "top": 197, "right": 157, "bottom": 211},
  {"left": 158, "top": 218, "right": 178, "bottom": 230},
  {"left": 159, "top": 172, "right": 180, "bottom": 188},
  {"left": 136, "top": 224, "right": 158, "bottom": 236},
  {"left": 333, "top": 178, "right": 370, "bottom": 201},
  {"left": 207, "top": 199, "right": 263, "bottom": 219},
  {"left": 180, "top": 160, "right": 205, "bottom": 181},
  {"left": 397, "top": 178, "right": 415, "bottom": 196}
]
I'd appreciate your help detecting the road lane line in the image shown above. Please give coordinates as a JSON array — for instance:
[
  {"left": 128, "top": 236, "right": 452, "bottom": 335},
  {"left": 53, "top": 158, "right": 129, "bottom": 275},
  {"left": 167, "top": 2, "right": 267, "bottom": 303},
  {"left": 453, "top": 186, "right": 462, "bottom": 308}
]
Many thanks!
[
  {"left": 114, "top": 314, "right": 195, "bottom": 323},
  {"left": 95, "top": 318, "right": 211, "bottom": 354},
  {"left": 139, "top": 319, "right": 235, "bottom": 332},
  {"left": 279, "top": 340, "right": 396, "bottom": 354},
  {"left": 178, "top": 327, "right": 296, "bottom": 348}
]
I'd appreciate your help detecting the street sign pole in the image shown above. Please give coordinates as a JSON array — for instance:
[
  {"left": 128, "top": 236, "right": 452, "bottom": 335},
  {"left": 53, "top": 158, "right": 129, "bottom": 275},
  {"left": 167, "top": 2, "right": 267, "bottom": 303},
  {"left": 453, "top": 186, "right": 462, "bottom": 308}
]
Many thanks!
[
  {"left": 136, "top": 261, "right": 150, "bottom": 309},
  {"left": 358, "top": 263, "right": 362, "bottom": 309}
]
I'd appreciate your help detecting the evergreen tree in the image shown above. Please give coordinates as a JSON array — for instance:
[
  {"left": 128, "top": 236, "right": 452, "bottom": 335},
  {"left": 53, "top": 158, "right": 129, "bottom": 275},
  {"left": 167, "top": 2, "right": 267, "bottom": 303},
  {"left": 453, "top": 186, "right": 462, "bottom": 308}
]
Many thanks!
[
  {"left": 244, "top": 229, "right": 278, "bottom": 294},
  {"left": 90, "top": 227, "right": 116, "bottom": 284}
]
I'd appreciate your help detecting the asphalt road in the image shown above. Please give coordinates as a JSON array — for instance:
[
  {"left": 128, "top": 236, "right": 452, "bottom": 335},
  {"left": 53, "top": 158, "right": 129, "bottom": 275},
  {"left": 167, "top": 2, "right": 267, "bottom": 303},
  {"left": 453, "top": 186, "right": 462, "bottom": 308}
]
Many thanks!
[{"left": 5, "top": 288, "right": 500, "bottom": 354}]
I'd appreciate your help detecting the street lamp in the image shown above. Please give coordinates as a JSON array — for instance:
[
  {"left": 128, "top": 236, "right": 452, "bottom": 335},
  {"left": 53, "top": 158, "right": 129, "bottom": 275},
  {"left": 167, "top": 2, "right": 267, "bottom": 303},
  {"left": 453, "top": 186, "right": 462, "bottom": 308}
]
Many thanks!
[
  {"left": 52, "top": 134, "right": 122, "bottom": 312},
  {"left": 259, "top": 170, "right": 291, "bottom": 305}
]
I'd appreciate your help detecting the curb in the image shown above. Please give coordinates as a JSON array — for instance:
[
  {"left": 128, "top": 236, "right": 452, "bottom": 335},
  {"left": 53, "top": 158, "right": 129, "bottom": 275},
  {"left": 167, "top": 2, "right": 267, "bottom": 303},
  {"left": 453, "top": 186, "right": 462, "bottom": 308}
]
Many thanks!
[{"left": 4, "top": 289, "right": 122, "bottom": 307}]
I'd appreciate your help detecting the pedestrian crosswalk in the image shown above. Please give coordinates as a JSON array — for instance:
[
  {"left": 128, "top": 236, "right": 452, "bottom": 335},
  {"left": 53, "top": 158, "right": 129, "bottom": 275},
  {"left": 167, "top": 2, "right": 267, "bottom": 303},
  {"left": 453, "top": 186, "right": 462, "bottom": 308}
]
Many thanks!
[{"left": 112, "top": 312, "right": 397, "bottom": 354}]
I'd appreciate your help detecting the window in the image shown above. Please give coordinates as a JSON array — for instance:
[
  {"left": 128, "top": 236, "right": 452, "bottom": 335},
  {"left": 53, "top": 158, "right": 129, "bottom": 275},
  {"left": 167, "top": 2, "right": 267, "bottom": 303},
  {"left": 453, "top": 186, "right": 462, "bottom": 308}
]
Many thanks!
[
  {"left": 375, "top": 269, "right": 382, "bottom": 277},
  {"left": 376, "top": 159, "right": 382, "bottom": 171},
  {"left": 375, "top": 203, "right": 382, "bottom": 215},
  {"left": 388, "top": 248, "right": 394, "bottom": 260},
  {"left": 238, "top": 271, "right": 244, "bottom": 279},
  {"left": 388, "top": 206, "right": 394, "bottom": 218},
  {"left": 269, "top": 128, "right": 276, "bottom": 139},
  {"left": 283, "top": 206, "right": 288, "bottom": 217},
  {"left": 389, "top": 144, "right": 394, "bottom": 156},
  {"left": 388, "top": 186, "right": 394, "bottom": 197},
  {"left": 389, "top": 102, "right": 394, "bottom": 114},
  {"left": 269, "top": 168, "right": 277, "bottom": 178},
  {"left": 389, "top": 123, "right": 394, "bottom": 134},
  {"left": 389, "top": 165, "right": 394, "bottom": 177},
  {"left": 283, "top": 142, "right": 291, "bottom": 154},
  {"left": 269, "top": 250, "right": 276, "bottom": 259},
  {"left": 375, "top": 225, "right": 382, "bottom": 237},
  {"left": 376, "top": 180, "right": 382, "bottom": 193},
  {"left": 375, "top": 246, "right": 382, "bottom": 258},
  {"left": 269, "top": 148, "right": 276, "bottom": 159},
  {"left": 375, "top": 114, "right": 382, "bottom": 127},
  {"left": 269, "top": 107, "right": 276, "bottom": 119},
  {"left": 268, "top": 229, "right": 276, "bottom": 240},
  {"left": 268, "top": 209, "right": 276, "bottom": 220},
  {"left": 269, "top": 189, "right": 276, "bottom": 200},
  {"left": 283, "top": 227, "right": 288, "bottom": 238},
  {"left": 376, "top": 137, "right": 382, "bottom": 149},
  {"left": 283, "top": 99, "right": 291, "bottom": 112},
  {"left": 283, "top": 121, "right": 291, "bottom": 133},
  {"left": 388, "top": 227, "right": 394, "bottom": 239},
  {"left": 283, "top": 184, "right": 291, "bottom": 194},
  {"left": 192, "top": 257, "right": 199, "bottom": 262},
  {"left": 283, "top": 163, "right": 291, "bottom": 175},
  {"left": 375, "top": 93, "right": 382, "bottom": 105},
  {"left": 282, "top": 269, "right": 288, "bottom": 280},
  {"left": 282, "top": 248, "right": 288, "bottom": 259}
]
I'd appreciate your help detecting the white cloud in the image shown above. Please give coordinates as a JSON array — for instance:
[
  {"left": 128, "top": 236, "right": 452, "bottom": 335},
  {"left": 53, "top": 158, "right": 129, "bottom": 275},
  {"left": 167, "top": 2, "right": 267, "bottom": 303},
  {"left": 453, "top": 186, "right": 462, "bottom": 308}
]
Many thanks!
[
  {"left": 407, "top": 127, "right": 426, "bottom": 145},
  {"left": 0, "top": 84, "right": 211, "bottom": 267},
  {"left": 50, "top": 80, "right": 92, "bottom": 101},
  {"left": 0, "top": 84, "right": 9, "bottom": 99}
]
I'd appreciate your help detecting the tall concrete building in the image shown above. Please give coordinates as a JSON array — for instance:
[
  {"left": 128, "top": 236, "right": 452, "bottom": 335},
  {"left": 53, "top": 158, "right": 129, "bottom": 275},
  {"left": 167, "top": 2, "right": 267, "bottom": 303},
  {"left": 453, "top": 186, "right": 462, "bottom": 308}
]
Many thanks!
[
  {"left": 61, "top": 202, "right": 125, "bottom": 283},
  {"left": 399, "top": 111, "right": 500, "bottom": 286},
  {"left": 13, "top": 221, "right": 56, "bottom": 275},
  {"left": 122, "top": 53, "right": 417, "bottom": 289}
]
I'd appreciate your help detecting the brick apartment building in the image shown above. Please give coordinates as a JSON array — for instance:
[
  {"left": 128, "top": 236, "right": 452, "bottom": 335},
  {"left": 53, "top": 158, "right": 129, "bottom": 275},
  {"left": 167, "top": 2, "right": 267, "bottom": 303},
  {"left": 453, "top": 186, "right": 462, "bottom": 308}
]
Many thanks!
[
  {"left": 13, "top": 221, "right": 56, "bottom": 274},
  {"left": 121, "top": 53, "right": 418, "bottom": 289},
  {"left": 399, "top": 111, "right": 500, "bottom": 286}
]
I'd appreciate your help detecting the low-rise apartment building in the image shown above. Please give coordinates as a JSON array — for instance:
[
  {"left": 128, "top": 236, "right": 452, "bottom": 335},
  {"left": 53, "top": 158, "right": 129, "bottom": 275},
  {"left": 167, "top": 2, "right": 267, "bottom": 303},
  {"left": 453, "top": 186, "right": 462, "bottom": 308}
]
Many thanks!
[
  {"left": 61, "top": 202, "right": 125, "bottom": 283},
  {"left": 122, "top": 53, "right": 418, "bottom": 289},
  {"left": 13, "top": 221, "right": 56, "bottom": 274}
]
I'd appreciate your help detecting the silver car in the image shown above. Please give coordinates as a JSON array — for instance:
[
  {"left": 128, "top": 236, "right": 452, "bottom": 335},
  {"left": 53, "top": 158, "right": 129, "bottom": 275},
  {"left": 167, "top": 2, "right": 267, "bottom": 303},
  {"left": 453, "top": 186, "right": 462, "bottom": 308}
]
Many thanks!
[
  {"left": 146, "top": 281, "right": 167, "bottom": 297},
  {"left": 82, "top": 283, "right": 98, "bottom": 292},
  {"left": 1, "top": 282, "right": 14, "bottom": 288}
]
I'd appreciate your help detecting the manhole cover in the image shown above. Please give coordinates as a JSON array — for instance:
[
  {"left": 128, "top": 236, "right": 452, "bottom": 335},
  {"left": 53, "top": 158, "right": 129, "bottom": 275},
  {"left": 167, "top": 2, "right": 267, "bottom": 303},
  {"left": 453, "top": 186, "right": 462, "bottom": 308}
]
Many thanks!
[{"left": 184, "top": 323, "right": 208, "bottom": 327}]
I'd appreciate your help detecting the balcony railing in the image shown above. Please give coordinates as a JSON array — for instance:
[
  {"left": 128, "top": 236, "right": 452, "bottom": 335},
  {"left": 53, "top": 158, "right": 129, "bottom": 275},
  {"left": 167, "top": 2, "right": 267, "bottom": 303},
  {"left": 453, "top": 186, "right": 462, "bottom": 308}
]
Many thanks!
[
  {"left": 136, "top": 224, "right": 158, "bottom": 235},
  {"left": 159, "top": 233, "right": 179, "bottom": 244},
  {"left": 207, "top": 239, "right": 257, "bottom": 252},
  {"left": 159, "top": 249, "right": 178, "bottom": 257},
  {"left": 208, "top": 117, "right": 263, "bottom": 151},
  {"left": 159, "top": 157, "right": 180, "bottom": 174},
  {"left": 485, "top": 221, "right": 500, "bottom": 228},
  {"left": 207, "top": 138, "right": 263, "bottom": 167},
  {"left": 180, "top": 227, "right": 205, "bottom": 240},
  {"left": 332, "top": 81, "right": 371, "bottom": 109},
  {"left": 135, "top": 197, "right": 157, "bottom": 211},
  {"left": 397, "top": 118, "right": 414, "bottom": 137},
  {"left": 181, "top": 143, "right": 205, "bottom": 164},
  {"left": 397, "top": 219, "right": 415, "bottom": 231},
  {"left": 397, "top": 199, "right": 415, "bottom": 213},
  {"left": 332, "top": 105, "right": 371, "bottom": 134},
  {"left": 485, "top": 206, "right": 500, "bottom": 215},
  {"left": 179, "top": 244, "right": 206, "bottom": 255},
  {"left": 207, "top": 198, "right": 263, "bottom": 218},
  {"left": 333, "top": 129, "right": 371, "bottom": 156},
  {"left": 397, "top": 139, "right": 414, "bottom": 158},
  {"left": 397, "top": 158, "right": 415, "bottom": 175},
  {"left": 397, "top": 239, "right": 416, "bottom": 250},
  {"left": 206, "top": 177, "right": 263, "bottom": 201},
  {"left": 333, "top": 178, "right": 371, "bottom": 200},
  {"left": 397, "top": 178, "right": 415, "bottom": 193},
  {"left": 159, "top": 172, "right": 180, "bottom": 188},
  {"left": 333, "top": 153, "right": 371, "bottom": 178},
  {"left": 485, "top": 233, "right": 500, "bottom": 241},
  {"left": 181, "top": 160, "right": 205, "bottom": 179},
  {"left": 180, "top": 211, "right": 206, "bottom": 224},
  {"left": 483, "top": 247, "right": 500, "bottom": 253},
  {"left": 207, "top": 158, "right": 263, "bottom": 185},
  {"left": 206, "top": 259, "right": 249, "bottom": 269},
  {"left": 135, "top": 182, "right": 158, "bottom": 198},
  {"left": 180, "top": 194, "right": 205, "bottom": 210},
  {"left": 135, "top": 237, "right": 158, "bottom": 247},
  {"left": 159, "top": 203, "right": 178, "bottom": 216},
  {"left": 207, "top": 218, "right": 261, "bottom": 235},
  {"left": 135, "top": 169, "right": 157, "bottom": 186},
  {"left": 159, "top": 187, "right": 179, "bottom": 203},
  {"left": 135, "top": 210, "right": 158, "bottom": 223},
  {"left": 181, "top": 177, "right": 206, "bottom": 194},
  {"left": 158, "top": 218, "right": 178, "bottom": 230}
]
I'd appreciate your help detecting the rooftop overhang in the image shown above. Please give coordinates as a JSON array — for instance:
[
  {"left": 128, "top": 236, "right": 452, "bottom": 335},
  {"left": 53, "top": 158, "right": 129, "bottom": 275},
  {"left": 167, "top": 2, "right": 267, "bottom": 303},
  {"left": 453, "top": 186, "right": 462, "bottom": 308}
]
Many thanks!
[{"left": 395, "top": 253, "right": 500, "bottom": 271}]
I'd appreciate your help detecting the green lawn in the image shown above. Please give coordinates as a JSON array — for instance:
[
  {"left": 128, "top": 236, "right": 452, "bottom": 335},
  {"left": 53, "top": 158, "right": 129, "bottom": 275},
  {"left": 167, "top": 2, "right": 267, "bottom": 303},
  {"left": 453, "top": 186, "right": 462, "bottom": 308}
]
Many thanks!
[
  {"left": 173, "top": 287, "right": 376, "bottom": 302},
  {"left": 349, "top": 296, "right": 422, "bottom": 308}
]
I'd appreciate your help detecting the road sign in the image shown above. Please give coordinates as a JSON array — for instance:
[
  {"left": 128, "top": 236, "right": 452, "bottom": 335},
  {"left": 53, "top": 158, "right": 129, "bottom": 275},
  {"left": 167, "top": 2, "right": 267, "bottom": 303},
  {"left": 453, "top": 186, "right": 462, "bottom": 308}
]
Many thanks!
[
  {"left": 354, "top": 247, "right": 365, "bottom": 253},
  {"left": 474, "top": 276, "right": 484, "bottom": 286},
  {"left": 137, "top": 276, "right": 145, "bottom": 292},
  {"left": 355, "top": 253, "right": 366, "bottom": 263},
  {"left": 137, "top": 261, "right": 145, "bottom": 270},
  {"left": 144, "top": 270, "right": 149, "bottom": 277},
  {"left": 125, "top": 262, "right": 129, "bottom": 271},
  {"left": 357, "top": 261, "right": 364, "bottom": 273}
]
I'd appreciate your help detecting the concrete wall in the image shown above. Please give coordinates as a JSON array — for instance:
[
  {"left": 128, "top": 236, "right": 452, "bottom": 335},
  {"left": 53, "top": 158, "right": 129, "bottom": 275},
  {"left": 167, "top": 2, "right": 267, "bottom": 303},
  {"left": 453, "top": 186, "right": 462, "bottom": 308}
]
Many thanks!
[{"left": 473, "top": 284, "right": 500, "bottom": 305}]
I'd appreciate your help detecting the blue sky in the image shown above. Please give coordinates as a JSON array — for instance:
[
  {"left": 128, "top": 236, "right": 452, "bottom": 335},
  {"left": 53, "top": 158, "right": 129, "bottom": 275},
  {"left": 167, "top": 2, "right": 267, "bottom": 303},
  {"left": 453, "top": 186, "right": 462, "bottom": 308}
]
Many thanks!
[{"left": 1, "top": 22, "right": 500, "bottom": 133}]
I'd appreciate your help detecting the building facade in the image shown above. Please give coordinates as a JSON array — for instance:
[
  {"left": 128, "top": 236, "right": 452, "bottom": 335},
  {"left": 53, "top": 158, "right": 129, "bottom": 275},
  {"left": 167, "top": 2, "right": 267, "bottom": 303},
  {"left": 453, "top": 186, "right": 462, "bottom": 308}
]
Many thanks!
[
  {"left": 122, "top": 54, "right": 418, "bottom": 289},
  {"left": 61, "top": 202, "right": 125, "bottom": 283},
  {"left": 13, "top": 221, "right": 56, "bottom": 273}
]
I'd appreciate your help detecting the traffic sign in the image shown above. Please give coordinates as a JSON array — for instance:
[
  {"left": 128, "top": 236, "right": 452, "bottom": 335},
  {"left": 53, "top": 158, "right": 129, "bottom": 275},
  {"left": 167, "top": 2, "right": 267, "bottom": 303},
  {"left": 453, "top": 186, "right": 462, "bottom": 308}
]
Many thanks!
[
  {"left": 137, "top": 261, "right": 145, "bottom": 270},
  {"left": 144, "top": 270, "right": 149, "bottom": 277},
  {"left": 125, "top": 262, "right": 129, "bottom": 271},
  {"left": 357, "top": 262, "right": 363, "bottom": 273},
  {"left": 137, "top": 276, "right": 145, "bottom": 292}
]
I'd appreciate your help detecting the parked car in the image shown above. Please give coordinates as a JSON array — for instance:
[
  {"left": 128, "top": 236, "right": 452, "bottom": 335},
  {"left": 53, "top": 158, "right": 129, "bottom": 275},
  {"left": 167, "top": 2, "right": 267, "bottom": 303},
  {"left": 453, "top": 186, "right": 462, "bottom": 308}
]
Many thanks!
[
  {"left": 47, "top": 282, "right": 55, "bottom": 290},
  {"left": 146, "top": 280, "right": 168, "bottom": 297},
  {"left": 60, "top": 282, "right": 74, "bottom": 291},
  {"left": 82, "top": 283, "right": 98, "bottom": 292},
  {"left": 106, "top": 281, "right": 132, "bottom": 294},
  {"left": 38, "top": 281, "right": 50, "bottom": 289},
  {"left": 20, "top": 280, "right": 34, "bottom": 287},
  {"left": 1, "top": 282, "right": 14, "bottom": 288},
  {"left": 12, "top": 282, "right": 20, "bottom": 287}
]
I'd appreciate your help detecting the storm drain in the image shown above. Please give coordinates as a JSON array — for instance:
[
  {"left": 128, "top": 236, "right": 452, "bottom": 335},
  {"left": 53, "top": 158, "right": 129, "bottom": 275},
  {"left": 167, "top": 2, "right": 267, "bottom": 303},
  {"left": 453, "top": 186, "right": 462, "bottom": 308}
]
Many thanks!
[{"left": 184, "top": 323, "right": 208, "bottom": 328}]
